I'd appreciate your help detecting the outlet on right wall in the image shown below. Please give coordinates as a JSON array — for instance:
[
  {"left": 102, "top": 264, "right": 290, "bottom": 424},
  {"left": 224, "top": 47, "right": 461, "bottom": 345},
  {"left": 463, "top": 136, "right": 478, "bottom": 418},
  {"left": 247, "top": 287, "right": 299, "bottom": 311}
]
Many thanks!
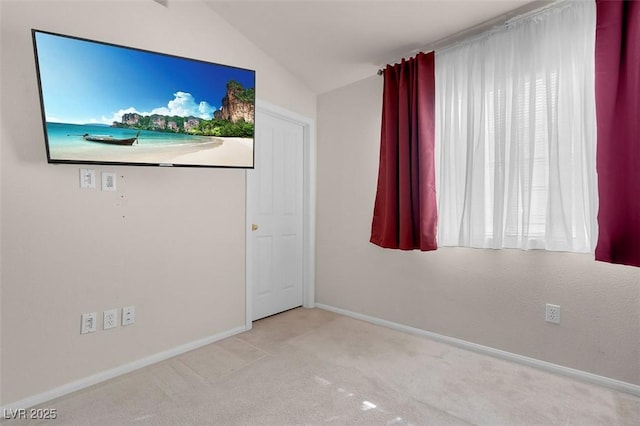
[{"left": 316, "top": 75, "right": 640, "bottom": 386}]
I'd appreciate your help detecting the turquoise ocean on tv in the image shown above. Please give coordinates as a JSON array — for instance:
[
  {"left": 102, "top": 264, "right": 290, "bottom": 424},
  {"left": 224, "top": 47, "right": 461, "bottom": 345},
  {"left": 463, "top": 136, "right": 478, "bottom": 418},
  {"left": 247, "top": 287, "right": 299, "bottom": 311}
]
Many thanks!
[{"left": 45, "top": 122, "right": 220, "bottom": 163}]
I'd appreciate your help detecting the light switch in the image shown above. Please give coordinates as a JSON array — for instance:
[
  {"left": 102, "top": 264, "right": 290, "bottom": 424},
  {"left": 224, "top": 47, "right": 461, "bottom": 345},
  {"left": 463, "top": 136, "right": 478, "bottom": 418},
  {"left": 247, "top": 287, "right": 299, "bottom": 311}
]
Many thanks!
[
  {"left": 80, "top": 169, "right": 96, "bottom": 189},
  {"left": 102, "top": 172, "right": 117, "bottom": 191}
]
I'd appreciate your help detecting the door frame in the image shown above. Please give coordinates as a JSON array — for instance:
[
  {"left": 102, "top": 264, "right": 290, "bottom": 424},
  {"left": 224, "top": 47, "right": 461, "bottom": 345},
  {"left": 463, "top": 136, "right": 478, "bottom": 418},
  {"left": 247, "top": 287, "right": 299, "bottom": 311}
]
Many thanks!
[{"left": 245, "top": 99, "right": 316, "bottom": 330}]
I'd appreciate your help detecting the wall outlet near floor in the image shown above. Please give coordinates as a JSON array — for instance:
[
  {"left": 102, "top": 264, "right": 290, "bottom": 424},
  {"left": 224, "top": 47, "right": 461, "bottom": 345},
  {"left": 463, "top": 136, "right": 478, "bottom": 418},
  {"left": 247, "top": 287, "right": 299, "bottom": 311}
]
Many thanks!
[
  {"left": 122, "top": 306, "right": 135, "bottom": 326},
  {"left": 81, "top": 312, "right": 97, "bottom": 334},
  {"left": 545, "top": 304, "right": 561, "bottom": 324},
  {"left": 103, "top": 309, "right": 118, "bottom": 330}
]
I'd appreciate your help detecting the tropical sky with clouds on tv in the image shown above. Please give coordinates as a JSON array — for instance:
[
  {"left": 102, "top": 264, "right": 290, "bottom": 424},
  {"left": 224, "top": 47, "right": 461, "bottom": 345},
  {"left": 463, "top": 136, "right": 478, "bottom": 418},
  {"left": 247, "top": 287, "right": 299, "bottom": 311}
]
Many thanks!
[{"left": 34, "top": 31, "right": 255, "bottom": 125}]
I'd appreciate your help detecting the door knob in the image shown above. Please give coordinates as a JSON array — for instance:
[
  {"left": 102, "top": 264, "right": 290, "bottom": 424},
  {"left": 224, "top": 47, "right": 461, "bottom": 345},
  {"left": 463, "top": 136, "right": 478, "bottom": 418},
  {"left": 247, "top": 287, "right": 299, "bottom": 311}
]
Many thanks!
[{"left": 251, "top": 224, "right": 259, "bottom": 231}]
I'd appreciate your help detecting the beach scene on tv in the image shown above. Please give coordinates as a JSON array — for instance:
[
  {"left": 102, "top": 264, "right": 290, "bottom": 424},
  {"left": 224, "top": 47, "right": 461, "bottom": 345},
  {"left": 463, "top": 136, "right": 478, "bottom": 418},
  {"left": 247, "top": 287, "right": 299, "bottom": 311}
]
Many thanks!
[{"left": 34, "top": 31, "right": 255, "bottom": 168}]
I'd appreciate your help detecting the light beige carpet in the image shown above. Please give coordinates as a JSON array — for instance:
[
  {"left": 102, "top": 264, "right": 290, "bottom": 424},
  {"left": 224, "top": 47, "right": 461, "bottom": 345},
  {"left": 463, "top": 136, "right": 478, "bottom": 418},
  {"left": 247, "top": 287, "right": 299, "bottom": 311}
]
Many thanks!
[{"left": 8, "top": 308, "right": 640, "bottom": 425}]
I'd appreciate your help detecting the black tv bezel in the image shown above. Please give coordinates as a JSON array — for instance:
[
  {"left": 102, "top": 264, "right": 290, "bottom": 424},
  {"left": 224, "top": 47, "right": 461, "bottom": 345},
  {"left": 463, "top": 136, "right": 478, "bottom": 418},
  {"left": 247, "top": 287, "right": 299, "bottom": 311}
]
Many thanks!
[{"left": 31, "top": 29, "right": 256, "bottom": 169}]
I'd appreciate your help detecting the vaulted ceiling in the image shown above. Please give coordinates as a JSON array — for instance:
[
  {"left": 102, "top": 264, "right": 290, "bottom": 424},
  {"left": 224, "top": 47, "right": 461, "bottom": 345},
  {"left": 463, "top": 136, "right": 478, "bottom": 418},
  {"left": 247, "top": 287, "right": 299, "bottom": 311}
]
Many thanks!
[{"left": 203, "top": 0, "right": 549, "bottom": 94}]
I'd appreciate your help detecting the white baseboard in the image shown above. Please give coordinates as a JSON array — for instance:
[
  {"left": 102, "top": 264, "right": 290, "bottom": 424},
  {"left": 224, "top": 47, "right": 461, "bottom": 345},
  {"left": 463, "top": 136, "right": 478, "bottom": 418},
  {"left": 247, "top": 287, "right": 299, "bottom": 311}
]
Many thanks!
[
  {"left": 1, "top": 325, "right": 247, "bottom": 411},
  {"left": 315, "top": 303, "right": 640, "bottom": 397},
  {"left": 5, "top": 306, "right": 637, "bottom": 411}
]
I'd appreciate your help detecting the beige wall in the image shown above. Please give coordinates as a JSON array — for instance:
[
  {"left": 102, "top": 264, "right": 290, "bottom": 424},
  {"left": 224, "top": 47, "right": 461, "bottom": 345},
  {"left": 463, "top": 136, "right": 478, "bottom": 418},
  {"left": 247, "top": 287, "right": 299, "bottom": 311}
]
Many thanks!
[
  {"left": 0, "top": 0, "right": 315, "bottom": 405},
  {"left": 316, "top": 75, "right": 640, "bottom": 386}
]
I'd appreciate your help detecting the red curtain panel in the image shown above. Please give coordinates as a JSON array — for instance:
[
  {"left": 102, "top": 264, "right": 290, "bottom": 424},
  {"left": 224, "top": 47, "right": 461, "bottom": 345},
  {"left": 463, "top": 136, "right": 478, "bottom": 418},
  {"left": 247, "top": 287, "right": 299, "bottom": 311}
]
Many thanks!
[
  {"left": 370, "top": 52, "right": 438, "bottom": 251},
  {"left": 594, "top": 0, "right": 640, "bottom": 267}
]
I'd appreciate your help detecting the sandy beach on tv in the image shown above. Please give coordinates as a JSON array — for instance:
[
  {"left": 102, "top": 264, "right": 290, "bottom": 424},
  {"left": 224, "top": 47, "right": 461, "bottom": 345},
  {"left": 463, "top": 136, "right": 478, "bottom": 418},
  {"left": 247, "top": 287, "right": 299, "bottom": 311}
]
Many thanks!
[{"left": 50, "top": 136, "right": 253, "bottom": 168}]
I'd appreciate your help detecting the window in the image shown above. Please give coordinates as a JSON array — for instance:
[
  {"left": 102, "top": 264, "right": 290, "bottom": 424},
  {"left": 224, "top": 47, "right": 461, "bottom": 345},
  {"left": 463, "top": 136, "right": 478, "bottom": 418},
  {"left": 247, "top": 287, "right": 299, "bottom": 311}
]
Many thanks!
[{"left": 434, "top": 1, "right": 598, "bottom": 253}]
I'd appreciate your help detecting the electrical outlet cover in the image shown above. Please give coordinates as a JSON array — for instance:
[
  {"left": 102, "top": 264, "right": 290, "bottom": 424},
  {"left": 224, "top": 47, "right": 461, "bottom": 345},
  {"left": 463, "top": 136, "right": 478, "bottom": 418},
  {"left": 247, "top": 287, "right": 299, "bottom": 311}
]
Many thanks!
[
  {"left": 103, "top": 309, "right": 118, "bottom": 330},
  {"left": 545, "top": 304, "right": 561, "bottom": 324},
  {"left": 122, "top": 306, "right": 135, "bottom": 326},
  {"left": 81, "top": 312, "right": 97, "bottom": 334},
  {"left": 102, "top": 172, "right": 117, "bottom": 191}
]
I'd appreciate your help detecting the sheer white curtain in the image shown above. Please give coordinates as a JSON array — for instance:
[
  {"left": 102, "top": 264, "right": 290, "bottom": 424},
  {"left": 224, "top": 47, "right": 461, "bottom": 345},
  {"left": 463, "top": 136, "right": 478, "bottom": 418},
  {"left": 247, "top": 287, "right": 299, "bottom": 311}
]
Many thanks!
[{"left": 434, "top": 0, "right": 597, "bottom": 253}]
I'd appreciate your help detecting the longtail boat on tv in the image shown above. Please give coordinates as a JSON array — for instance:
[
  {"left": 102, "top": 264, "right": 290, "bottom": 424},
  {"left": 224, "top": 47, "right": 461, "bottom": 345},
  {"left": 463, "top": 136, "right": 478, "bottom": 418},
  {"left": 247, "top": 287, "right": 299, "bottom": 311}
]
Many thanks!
[{"left": 82, "top": 131, "right": 140, "bottom": 146}]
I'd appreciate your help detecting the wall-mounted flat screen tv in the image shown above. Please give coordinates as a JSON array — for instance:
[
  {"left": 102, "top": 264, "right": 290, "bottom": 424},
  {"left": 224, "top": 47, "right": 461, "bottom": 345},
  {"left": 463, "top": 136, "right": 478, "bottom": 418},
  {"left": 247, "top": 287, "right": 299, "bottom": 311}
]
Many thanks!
[{"left": 32, "top": 29, "right": 255, "bottom": 168}]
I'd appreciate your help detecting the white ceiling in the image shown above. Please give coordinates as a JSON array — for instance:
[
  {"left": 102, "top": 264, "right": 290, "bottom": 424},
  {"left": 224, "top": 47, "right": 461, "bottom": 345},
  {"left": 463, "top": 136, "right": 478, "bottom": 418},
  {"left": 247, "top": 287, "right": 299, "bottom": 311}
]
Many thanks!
[{"left": 203, "top": 0, "right": 549, "bottom": 94}]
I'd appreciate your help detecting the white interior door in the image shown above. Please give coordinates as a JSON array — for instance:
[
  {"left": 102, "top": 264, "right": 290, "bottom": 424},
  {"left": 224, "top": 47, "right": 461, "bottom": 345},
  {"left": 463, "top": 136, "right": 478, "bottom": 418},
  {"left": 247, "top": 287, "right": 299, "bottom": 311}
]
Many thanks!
[{"left": 248, "top": 112, "right": 304, "bottom": 321}]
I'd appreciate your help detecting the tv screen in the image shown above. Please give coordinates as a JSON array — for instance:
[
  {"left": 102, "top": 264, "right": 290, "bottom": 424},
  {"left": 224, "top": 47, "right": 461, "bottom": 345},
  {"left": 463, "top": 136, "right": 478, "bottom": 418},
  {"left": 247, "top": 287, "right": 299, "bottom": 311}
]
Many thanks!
[{"left": 31, "top": 29, "right": 255, "bottom": 168}]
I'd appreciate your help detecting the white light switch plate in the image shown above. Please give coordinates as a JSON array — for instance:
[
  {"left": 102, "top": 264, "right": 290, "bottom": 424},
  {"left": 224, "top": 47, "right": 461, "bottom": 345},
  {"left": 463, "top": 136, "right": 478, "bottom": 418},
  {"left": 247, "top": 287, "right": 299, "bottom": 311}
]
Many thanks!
[
  {"left": 80, "top": 169, "right": 96, "bottom": 189},
  {"left": 102, "top": 172, "right": 117, "bottom": 191}
]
